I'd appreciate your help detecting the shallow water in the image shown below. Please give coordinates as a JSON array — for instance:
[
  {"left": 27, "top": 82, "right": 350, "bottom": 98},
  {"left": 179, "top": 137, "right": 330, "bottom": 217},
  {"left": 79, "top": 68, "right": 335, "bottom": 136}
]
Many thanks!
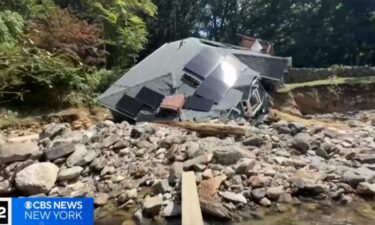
[{"left": 95, "top": 199, "right": 375, "bottom": 225}]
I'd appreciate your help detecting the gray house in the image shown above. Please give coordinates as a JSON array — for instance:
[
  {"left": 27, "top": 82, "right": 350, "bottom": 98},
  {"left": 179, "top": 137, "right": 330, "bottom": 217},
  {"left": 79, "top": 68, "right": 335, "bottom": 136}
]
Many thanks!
[{"left": 98, "top": 38, "right": 289, "bottom": 123}]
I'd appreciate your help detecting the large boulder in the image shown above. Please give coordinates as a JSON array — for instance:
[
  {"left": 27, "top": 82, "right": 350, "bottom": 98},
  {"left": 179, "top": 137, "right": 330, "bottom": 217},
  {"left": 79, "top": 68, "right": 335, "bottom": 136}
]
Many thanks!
[
  {"left": 15, "top": 162, "right": 59, "bottom": 195},
  {"left": 0, "top": 142, "right": 40, "bottom": 164}
]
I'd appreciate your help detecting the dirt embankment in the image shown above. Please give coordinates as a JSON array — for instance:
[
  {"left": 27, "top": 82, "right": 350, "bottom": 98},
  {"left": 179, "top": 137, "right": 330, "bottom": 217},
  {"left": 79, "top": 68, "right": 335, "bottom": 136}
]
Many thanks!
[{"left": 273, "top": 80, "right": 375, "bottom": 116}]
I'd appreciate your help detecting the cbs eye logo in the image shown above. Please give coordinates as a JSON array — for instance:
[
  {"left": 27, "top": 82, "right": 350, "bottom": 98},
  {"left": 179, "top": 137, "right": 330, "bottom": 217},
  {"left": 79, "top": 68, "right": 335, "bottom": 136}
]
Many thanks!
[{"left": 0, "top": 199, "right": 9, "bottom": 225}]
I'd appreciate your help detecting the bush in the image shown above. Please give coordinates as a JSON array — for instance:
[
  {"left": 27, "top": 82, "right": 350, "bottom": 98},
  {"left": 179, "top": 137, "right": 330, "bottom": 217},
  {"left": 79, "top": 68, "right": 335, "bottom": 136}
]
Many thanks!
[
  {"left": 25, "top": 8, "right": 107, "bottom": 67},
  {"left": 0, "top": 46, "right": 99, "bottom": 106}
]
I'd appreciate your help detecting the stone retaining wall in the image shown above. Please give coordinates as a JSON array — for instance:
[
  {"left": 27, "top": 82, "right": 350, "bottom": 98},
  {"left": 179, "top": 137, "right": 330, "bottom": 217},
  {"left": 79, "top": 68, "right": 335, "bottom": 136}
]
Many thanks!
[{"left": 286, "top": 66, "right": 375, "bottom": 83}]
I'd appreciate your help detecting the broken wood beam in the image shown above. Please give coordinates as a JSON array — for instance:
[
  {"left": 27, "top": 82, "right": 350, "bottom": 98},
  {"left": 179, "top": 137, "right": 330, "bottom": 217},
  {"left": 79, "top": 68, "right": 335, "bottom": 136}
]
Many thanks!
[
  {"left": 182, "top": 171, "right": 204, "bottom": 225},
  {"left": 156, "top": 121, "right": 250, "bottom": 136}
]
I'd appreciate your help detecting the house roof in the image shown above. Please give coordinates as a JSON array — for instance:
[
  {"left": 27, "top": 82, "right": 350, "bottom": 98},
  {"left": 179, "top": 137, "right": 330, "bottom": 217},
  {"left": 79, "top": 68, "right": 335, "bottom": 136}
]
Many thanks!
[{"left": 98, "top": 37, "right": 289, "bottom": 122}]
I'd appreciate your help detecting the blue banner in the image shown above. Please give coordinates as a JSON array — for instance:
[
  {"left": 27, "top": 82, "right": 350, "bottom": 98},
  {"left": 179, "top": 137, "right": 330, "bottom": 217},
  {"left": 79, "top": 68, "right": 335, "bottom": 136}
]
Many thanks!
[{"left": 4, "top": 198, "right": 94, "bottom": 225}]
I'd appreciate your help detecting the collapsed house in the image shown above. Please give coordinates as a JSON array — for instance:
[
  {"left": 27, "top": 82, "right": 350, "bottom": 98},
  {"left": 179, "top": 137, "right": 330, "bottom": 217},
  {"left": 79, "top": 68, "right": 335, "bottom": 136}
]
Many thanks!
[{"left": 98, "top": 38, "right": 290, "bottom": 123}]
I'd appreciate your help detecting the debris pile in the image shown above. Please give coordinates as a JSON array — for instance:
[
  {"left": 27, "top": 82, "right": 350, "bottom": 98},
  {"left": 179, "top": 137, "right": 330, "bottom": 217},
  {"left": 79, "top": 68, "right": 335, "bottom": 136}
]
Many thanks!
[
  {"left": 99, "top": 38, "right": 289, "bottom": 123},
  {"left": 1, "top": 112, "right": 375, "bottom": 221}
]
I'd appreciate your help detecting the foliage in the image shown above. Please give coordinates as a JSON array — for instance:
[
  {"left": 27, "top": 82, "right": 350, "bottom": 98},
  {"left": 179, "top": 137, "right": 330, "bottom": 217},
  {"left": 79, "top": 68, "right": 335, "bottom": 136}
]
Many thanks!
[
  {"left": 55, "top": 0, "right": 157, "bottom": 68},
  {"left": 25, "top": 8, "right": 107, "bottom": 66},
  {"left": 145, "top": 0, "right": 375, "bottom": 67},
  {"left": 0, "top": 10, "right": 24, "bottom": 49},
  {"left": 0, "top": 46, "right": 99, "bottom": 106},
  {"left": 0, "top": 0, "right": 55, "bottom": 20}
]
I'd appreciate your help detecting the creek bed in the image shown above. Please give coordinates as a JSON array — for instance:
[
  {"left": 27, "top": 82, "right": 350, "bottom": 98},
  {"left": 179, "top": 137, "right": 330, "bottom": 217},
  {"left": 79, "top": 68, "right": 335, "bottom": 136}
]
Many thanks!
[{"left": 95, "top": 199, "right": 375, "bottom": 225}]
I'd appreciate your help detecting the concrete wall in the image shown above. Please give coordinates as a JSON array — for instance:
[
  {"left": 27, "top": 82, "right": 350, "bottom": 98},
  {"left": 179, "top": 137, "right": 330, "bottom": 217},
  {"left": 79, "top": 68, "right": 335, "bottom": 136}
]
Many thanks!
[{"left": 286, "top": 66, "right": 375, "bottom": 83}]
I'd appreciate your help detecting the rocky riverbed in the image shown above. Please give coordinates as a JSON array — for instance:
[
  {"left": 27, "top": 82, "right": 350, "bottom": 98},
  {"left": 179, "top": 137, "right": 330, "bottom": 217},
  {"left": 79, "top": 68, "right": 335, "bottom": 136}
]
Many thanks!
[{"left": 1, "top": 110, "right": 375, "bottom": 225}]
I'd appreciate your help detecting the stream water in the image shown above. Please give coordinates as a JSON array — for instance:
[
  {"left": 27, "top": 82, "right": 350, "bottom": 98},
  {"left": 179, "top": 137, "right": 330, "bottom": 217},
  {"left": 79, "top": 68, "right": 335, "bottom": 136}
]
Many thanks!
[{"left": 95, "top": 198, "right": 375, "bottom": 225}]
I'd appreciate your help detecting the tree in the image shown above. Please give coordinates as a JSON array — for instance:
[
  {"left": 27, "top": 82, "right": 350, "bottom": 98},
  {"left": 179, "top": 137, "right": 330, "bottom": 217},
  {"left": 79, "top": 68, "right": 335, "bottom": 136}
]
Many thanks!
[
  {"left": 25, "top": 8, "right": 106, "bottom": 66},
  {"left": 0, "top": 10, "right": 24, "bottom": 49},
  {"left": 55, "top": 0, "right": 157, "bottom": 68},
  {"left": 146, "top": 0, "right": 375, "bottom": 67}
]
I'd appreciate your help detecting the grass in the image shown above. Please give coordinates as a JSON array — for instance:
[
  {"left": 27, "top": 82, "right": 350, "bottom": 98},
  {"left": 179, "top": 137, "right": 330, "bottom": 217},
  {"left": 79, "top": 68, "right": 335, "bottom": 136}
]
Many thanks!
[
  {"left": 0, "top": 114, "right": 20, "bottom": 129},
  {"left": 278, "top": 76, "right": 375, "bottom": 93}
]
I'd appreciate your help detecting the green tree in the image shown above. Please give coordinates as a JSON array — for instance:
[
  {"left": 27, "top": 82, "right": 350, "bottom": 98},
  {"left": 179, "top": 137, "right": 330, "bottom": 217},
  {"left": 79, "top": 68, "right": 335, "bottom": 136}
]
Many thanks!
[
  {"left": 55, "top": 0, "right": 157, "bottom": 68},
  {"left": 146, "top": 0, "right": 375, "bottom": 67},
  {"left": 0, "top": 10, "right": 24, "bottom": 49}
]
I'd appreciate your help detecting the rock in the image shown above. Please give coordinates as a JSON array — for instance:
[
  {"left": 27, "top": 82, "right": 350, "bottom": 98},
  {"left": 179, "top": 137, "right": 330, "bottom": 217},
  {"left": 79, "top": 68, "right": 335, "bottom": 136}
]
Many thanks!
[
  {"left": 95, "top": 193, "right": 109, "bottom": 206},
  {"left": 200, "top": 199, "right": 231, "bottom": 219},
  {"left": 44, "top": 143, "right": 76, "bottom": 160},
  {"left": 193, "top": 164, "right": 206, "bottom": 172},
  {"left": 133, "top": 209, "right": 143, "bottom": 224},
  {"left": 277, "top": 126, "right": 291, "bottom": 134},
  {"left": 151, "top": 179, "right": 170, "bottom": 194},
  {"left": 57, "top": 166, "right": 83, "bottom": 181},
  {"left": 224, "top": 167, "right": 235, "bottom": 178},
  {"left": 250, "top": 208, "right": 267, "bottom": 220},
  {"left": 168, "top": 162, "right": 183, "bottom": 184},
  {"left": 66, "top": 145, "right": 97, "bottom": 167},
  {"left": 267, "top": 186, "right": 284, "bottom": 199},
  {"left": 102, "top": 134, "right": 121, "bottom": 148},
  {"left": 183, "top": 153, "right": 213, "bottom": 170},
  {"left": 40, "top": 123, "right": 67, "bottom": 139},
  {"left": 289, "top": 122, "right": 305, "bottom": 133},
  {"left": 202, "top": 169, "right": 213, "bottom": 179},
  {"left": 66, "top": 144, "right": 87, "bottom": 166},
  {"left": 342, "top": 171, "right": 365, "bottom": 187},
  {"left": 198, "top": 175, "right": 227, "bottom": 201},
  {"left": 315, "top": 148, "right": 329, "bottom": 158},
  {"left": 0, "top": 180, "right": 11, "bottom": 195},
  {"left": 126, "top": 189, "right": 138, "bottom": 199},
  {"left": 90, "top": 157, "right": 107, "bottom": 171},
  {"left": 290, "top": 176, "right": 327, "bottom": 195},
  {"left": 291, "top": 133, "right": 311, "bottom": 153},
  {"left": 235, "top": 158, "right": 256, "bottom": 174},
  {"left": 278, "top": 193, "right": 293, "bottom": 204},
  {"left": 340, "top": 195, "right": 353, "bottom": 204},
  {"left": 252, "top": 188, "right": 266, "bottom": 200},
  {"left": 214, "top": 146, "right": 255, "bottom": 165},
  {"left": 260, "top": 197, "right": 272, "bottom": 206},
  {"left": 0, "top": 142, "right": 40, "bottom": 164},
  {"left": 243, "top": 136, "right": 264, "bottom": 147},
  {"left": 162, "top": 202, "right": 181, "bottom": 217},
  {"left": 185, "top": 141, "right": 200, "bottom": 159},
  {"left": 143, "top": 195, "right": 163, "bottom": 216},
  {"left": 358, "top": 154, "right": 375, "bottom": 164},
  {"left": 356, "top": 182, "right": 375, "bottom": 196},
  {"left": 219, "top": 191, "right": 247, "bottom": 204},
  {"left": 15, "top": 162, "right": 59, "bottom": 195},
  {"left": 248, "top": 176, "right": 271, "bottom": 188}
]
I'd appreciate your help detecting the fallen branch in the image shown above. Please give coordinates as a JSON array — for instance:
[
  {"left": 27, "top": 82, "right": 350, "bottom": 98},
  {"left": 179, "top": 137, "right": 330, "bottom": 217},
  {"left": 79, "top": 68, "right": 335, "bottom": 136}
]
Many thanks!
[{"left": 156, "top": 121, "right": 250, "bottom": 136}]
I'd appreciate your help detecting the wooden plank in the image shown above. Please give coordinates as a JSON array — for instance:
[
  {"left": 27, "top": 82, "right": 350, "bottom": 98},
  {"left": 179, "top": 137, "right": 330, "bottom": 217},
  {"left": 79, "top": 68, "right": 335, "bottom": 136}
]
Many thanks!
[{"left": 182, "top": 171, "right": 204, "bottom": 225}]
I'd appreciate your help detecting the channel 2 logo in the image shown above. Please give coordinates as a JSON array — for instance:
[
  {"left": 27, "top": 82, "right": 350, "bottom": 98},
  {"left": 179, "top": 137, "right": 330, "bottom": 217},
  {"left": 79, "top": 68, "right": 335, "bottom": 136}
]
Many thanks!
[{"left": 0, "top": 198, "right": 10, "bottom": 225}]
